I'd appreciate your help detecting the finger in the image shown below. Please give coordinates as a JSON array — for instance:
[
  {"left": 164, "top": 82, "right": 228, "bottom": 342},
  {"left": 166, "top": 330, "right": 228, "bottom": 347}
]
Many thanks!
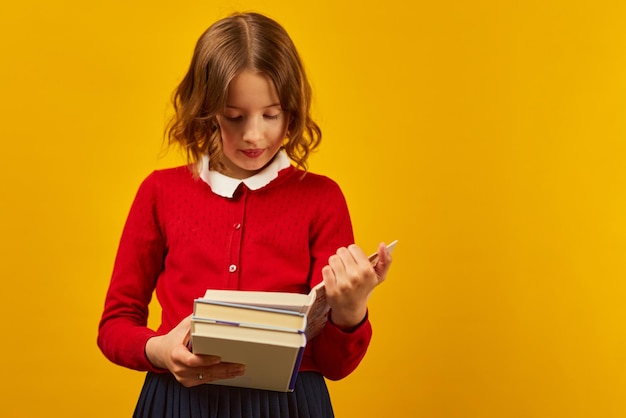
[
  {"left": 345, "top": 244, "right": 380, "bottom": 285},
  {"left": 197, "top": 354, "right": 223, "bottom": 366},
  {"left": 182, "top": 348, "right": 223, "bottom": 368},
  {"left": 327, "top": 249, "right": 349, "bottom": 284},
  {"left": 346, "top": 244, "right": 368, "bottom": 266},
  {"left": 373, "top": 242, "right": 392, "bottom": 283},
  {"left": 175, "top": 344, "right": 222, "bottom": 369},
  {"left": 197, "top": 363, "right": 246, "bottom": 383},
  {"left": 321, "top": 265, "right": 336, "bottom": 290}
]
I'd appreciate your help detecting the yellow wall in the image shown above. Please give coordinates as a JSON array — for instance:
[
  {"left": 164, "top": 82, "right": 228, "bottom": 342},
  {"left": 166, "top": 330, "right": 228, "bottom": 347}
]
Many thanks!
[{"left": 1, "top": 0, "right": 625, "bottom": 416}]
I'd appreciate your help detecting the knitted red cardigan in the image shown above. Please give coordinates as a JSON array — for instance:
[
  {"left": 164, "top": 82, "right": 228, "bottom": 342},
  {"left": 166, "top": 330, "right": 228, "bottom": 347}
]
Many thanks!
[{"left": 98, "top": 164, "right": 372, "bottom": 380}]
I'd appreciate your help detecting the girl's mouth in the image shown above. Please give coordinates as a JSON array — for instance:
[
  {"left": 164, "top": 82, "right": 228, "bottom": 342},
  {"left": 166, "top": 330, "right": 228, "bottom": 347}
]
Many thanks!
[{"left": 241, "top": 149, "right": 264, "bottom": 158}]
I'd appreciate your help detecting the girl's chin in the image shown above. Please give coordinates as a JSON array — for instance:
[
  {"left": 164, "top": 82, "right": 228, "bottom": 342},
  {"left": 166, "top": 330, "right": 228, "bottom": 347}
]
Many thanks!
[{"left": 239, "top": 157, "right": 271, "bottom": 170}]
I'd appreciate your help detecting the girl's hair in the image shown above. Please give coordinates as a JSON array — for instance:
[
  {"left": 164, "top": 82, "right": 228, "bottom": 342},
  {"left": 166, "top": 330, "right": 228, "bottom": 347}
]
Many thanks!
[{"left": 167, "top": 12, "right": 321, "bottom": 174}]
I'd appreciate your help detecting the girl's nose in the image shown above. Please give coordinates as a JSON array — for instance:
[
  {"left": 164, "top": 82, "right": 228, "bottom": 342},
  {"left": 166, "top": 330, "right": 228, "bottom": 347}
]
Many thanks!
[{"left": 242, "top": 119, "right": 261, "bottom": 143}]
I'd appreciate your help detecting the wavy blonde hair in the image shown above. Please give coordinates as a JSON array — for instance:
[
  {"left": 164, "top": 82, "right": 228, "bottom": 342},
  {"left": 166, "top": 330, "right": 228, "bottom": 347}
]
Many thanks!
[{"left": 167, "top": 12, "right": 321, "bottom": 174}]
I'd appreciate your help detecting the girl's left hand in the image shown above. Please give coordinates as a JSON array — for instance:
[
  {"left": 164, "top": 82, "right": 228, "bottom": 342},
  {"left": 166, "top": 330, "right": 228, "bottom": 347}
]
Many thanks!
[{"left": 321, "top": 242, "right": 393, "bottom": 330}]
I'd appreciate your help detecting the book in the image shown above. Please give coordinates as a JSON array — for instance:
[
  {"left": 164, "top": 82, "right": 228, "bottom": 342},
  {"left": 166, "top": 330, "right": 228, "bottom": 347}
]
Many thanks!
[
  {"left": 193, "top": 299, "right": 307, "bottom": 333},
  {"left": 190, "top": 319, "right": 306, "bottom": 392},
  {"left": 190, "top": 240, "right": 398, "bottom": 392},
  {"left": 198, "top": 279, "right": 327, "bottom": 339}
]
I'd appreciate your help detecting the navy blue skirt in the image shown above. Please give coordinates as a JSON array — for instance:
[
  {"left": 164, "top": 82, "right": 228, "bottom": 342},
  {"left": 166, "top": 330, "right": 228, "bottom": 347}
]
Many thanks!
[{"left": 133, "top": 371, "right": 334, "bottom": 418}]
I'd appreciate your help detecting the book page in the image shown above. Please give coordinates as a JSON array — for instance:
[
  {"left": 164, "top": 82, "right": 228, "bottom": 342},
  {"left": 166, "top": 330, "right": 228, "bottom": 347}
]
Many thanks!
[{"left": 304, "top": 284, "right": 329, "bottom": 339}]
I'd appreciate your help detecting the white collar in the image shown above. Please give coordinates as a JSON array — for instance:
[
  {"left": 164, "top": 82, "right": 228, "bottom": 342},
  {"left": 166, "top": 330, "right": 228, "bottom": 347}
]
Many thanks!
[{"left": 199, "top": 151, "right": 291, "bottom": 198}]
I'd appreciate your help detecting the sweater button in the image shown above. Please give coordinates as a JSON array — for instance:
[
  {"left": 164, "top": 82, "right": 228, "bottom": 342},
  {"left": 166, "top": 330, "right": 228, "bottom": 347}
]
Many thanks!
[
  {"left": 233, "top": 223, "right": 241, "bottom": 230},
  {"left": 228, "top": 264, "right": 237, "bottom": 273}
]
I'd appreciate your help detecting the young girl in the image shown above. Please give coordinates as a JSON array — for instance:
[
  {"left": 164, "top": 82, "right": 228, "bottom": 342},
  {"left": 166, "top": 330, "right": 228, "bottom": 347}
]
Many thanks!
[{"left": 98, "top": 12, "right": 393, "bottom": 418}]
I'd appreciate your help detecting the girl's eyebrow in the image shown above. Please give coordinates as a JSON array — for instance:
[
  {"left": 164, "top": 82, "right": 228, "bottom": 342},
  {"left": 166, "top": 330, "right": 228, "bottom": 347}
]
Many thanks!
[{"left": 225, "top": 103, "right": 282, "bottom": 109}]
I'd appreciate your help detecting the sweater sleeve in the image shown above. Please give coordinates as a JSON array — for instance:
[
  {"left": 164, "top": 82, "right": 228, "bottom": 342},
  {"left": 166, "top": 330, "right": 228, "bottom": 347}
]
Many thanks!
[
  {"left": 97, "top": 172, "right": 166, "bottom": 372},
  {"left": 311, "top": 313, "right": 372, "bottom": 380},
  {"left": 306, "top": 177, "right": 373, "bottom": 380}
]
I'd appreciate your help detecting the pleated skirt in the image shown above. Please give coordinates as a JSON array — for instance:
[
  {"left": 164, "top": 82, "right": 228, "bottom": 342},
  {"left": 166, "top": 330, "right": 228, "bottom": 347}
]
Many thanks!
[{"left": 133, "top": 371, "right": 335, "bottom": 418}]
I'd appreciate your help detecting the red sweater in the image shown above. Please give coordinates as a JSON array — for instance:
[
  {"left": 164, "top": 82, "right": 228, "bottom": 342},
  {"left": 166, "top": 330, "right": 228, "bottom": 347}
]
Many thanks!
[{"left": 98, "top": 164, "right": 372, "bottom": 380}]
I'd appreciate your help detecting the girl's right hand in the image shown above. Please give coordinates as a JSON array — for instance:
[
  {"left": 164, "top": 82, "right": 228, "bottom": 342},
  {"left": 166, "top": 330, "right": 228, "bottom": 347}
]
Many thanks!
[{"left": 145, "top": 315, "right": 245, "bottom": 387}]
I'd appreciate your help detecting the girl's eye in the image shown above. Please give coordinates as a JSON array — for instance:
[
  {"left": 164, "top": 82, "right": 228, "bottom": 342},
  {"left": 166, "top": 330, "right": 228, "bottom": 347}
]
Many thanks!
[{"left": 222, "top": 113, "right": 281, "bottom": 122}]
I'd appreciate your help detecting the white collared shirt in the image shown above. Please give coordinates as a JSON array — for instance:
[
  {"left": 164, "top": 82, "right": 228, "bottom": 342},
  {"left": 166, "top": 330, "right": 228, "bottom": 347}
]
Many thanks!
[{"left": 199, "top": 151, "right": 292, "bottom": 198}]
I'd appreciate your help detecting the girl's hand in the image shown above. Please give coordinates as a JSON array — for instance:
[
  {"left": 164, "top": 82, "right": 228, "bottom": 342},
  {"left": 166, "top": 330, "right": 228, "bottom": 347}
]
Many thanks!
[
  {"left": 321, "top": 242, "right": 393, "bottom": 330},
  {"left": 145, "top": 315, "right": 245, "bottom": 387}
]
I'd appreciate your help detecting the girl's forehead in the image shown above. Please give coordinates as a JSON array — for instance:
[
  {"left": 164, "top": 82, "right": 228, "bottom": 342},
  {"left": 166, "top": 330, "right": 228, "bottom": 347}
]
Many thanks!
[{"left": 226, "top": 70, "right": 280, "bottom": 107}]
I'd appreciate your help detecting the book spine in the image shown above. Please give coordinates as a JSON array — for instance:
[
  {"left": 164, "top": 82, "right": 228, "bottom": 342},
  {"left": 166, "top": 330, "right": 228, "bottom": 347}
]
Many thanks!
[{"left": 288, "top": 345, "right": 306, "bottom": 391}]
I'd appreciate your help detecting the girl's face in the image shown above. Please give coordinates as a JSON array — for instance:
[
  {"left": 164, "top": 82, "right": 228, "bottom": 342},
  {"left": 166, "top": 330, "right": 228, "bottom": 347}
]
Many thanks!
[{"left": 216, "top": 70, "right": 289, "bottom": 179}]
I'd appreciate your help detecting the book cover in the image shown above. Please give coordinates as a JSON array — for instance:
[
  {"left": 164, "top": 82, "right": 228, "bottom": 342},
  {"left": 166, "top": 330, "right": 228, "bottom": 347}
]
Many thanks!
[{"left": 190, "top": 319, "right": 306, "bottom": 392}]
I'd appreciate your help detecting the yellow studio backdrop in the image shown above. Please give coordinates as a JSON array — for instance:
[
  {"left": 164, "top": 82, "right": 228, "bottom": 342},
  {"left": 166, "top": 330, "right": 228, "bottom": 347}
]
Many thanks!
[{"left": 0, "top": 0, "right": 624, "bottom": 417}]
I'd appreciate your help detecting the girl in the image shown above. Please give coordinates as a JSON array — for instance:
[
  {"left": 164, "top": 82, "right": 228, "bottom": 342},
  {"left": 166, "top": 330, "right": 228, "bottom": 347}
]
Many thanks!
[{"left": 98, "top": 11, "right": 393, "bottom": 418}]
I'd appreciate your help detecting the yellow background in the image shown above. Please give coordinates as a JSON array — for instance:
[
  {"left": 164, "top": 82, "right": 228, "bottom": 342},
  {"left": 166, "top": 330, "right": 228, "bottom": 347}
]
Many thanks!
[{"left": 1, "top": 0, "right": 625, "bottom": 417}]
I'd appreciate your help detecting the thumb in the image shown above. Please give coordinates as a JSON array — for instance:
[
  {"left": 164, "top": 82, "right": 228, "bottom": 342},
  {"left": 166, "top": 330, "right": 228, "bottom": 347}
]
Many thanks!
[
  {"left": 373, "top": 243, "right": 392, "bottom": 284},
  {"left": 172, "top": 314, "right": 193, "bottom": 346}
]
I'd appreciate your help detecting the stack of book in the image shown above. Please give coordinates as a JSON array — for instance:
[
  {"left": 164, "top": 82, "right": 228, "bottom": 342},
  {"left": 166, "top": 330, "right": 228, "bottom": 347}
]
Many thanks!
[
  {"left": 190, "top": 240, "right": 397, "bottom": 392},
  {"left": 191, "top": 283, "right": 325, "bottom": 392}
]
